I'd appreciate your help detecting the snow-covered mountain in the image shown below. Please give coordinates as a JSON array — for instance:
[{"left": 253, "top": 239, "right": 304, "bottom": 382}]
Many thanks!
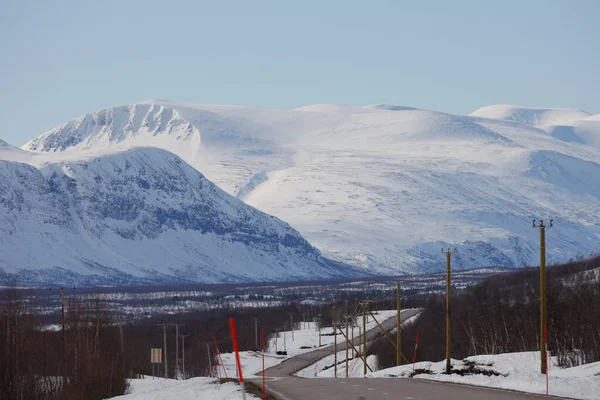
[
  {"left": 469, "top": 104, "right": 592, "bottom": 126},
  {"left": 0, "top": 144, "right": 357, "bottom": 286},
  {"left": 22, "top": 100, "right": 600, "bottom": 274}
]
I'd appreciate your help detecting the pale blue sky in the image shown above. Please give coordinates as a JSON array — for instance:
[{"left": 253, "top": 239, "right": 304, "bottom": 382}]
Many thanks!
[{"left": 1, "top": 0, "right": 598, "bottom": 146}]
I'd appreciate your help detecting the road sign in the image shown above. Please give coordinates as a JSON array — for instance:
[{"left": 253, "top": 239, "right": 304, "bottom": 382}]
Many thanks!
[{"left": 151, "top": 348, "right": 162, "bottom": 364}]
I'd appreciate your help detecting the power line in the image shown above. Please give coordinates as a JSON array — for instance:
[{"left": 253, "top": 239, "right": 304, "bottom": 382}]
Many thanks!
[{"left": 561, "top": 198, "right": 600, "bottom": 219}]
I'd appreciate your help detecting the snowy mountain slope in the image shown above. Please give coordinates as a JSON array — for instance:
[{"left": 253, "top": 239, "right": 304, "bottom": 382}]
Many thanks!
[
  {"left": 538, "top": 119, "right": 600, "bottom": 148},
  {"left": 22, "top": 101, "right": 600, "bottom": 273},
  {"left": 0, "top": 146, "right": 358, "bottom": 286},
  {"left": 469, "top": 104, "right": 592, "bottom": 126},
  {"left": 0, "top": 139, "right": 24, "bottom": 154}
]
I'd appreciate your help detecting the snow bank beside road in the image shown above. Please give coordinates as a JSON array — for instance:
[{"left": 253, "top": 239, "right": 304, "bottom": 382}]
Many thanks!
[
  {"left": 218, "top": 351, "right": 284, "bottom": 378},
  {"left": 108, "top": 376, "right": 258, "bottom": 400},
  {"left": 369, "top": 351, "right": 600, "bottom": 400}
]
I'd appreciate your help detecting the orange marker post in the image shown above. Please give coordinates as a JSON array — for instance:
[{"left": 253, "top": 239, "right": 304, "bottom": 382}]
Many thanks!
[
  {"left": 229, "top": 318, "right": 246, "bottom": 400},
  {"left": 412, "top": 332, "right": 420, "bottom": 378},
  {"left": 212, "top": 336, "right": 228, "bottom": 379}
]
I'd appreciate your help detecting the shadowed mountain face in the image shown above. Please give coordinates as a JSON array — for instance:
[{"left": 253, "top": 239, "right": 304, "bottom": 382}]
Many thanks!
[
  {"left": 20, "top": 101, "right": 600, "bottom": 274},
  {"left": 0, "top": 146, "right": 359, "bottom": 286}
]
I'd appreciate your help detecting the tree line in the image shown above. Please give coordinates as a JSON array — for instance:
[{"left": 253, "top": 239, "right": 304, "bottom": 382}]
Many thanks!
[
  {"left": 371, "top": 256, "right": 600, "bottom": 370},
  {"left": 0, "top": 282, "right": 356, "bottom": 399}
]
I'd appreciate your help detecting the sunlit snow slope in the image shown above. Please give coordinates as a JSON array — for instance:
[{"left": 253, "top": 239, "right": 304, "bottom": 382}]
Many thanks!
[
  {"left": 23, "top": 101, "right": 600, "bottom": 274},
  {"left": 0, "top": 142, "right": 356, "bottom": 285}
]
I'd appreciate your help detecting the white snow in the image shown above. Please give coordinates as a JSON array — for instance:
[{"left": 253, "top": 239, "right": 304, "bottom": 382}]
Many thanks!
[
  {"left": 369, "top": 351, "right": 600, "bottom": 400},
  {"left": 469, "top": 104, "right": 592, "bottom": 126},
  {"left": 0, "top": 145, "right": 353, "bottom": 285},
  {"left": 269, "top": 310, "right": 397, "bottom": 357},
  {"left": 294, "top": 351, "right": 378, "bottom": 378},
  {"left": 217, "top": 351, "right": 284, "bottom": 379},
  {"left": 108, "top": 376, "right": 258, "bottom": 400},
  {"left": 15, "top": 100, "right": 600, "bottom": 274}
]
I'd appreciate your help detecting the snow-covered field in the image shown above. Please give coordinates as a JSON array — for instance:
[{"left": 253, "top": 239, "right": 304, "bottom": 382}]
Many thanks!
[
  {"left": 369, "top": 351, "right": 600, "bottom": 400},
  {"left": 108, "top": 377, "right": 257, "bottom": 400}
]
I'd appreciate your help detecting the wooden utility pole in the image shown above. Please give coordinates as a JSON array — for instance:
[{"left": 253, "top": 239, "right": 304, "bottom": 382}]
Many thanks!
[
  {"left": 181, "top": 335, "right": 188, "bottom": 378},
  {"left": 163, "top": 325, "right": 168, "bottom": 378},
  {"left": 397, "top": 281, "right": 401, "bottom": 366},
  {"left": 318, "top": 314, "right": 322, "bottom": 346},
  {"left": 362, "top": 302, "right": 368, "bottom": 376},
  {"left": 358, "top": 325, "right": 362, "bottom": 361},
  {"left": 337, "top": 325, "right": 373, "bottom": 374},
  {"left": 119, "top": 324, "right": 124, "bottom": 352},
  {"left": 534, "top": 219, "right": 552, "bottom": 374},
  {"left": 334, "top": 317, "right": 337, "bottom": 377},
  {"left": 289, "top": 314, "right": 294, "bottom": 341},
  {"left": 206, "top": 343, "right": 213, "bottom": 377},
  {"left": 254, "top": 317, "right": 259, "bottom": 349},
  {"left": 175, "top": 323, "right": 179, "bottom": 378},
  {"left": 345, "top": 315, "right": 349, "bottom": 377},
  {"left": 60, "top": 288, "right": 66, "bottom": 383},
  {"left": 442, "top": 248, "right": 454, "bottom": 374},
  {"left": 351, "top": 323, "right": 355, "bottom": 357}
]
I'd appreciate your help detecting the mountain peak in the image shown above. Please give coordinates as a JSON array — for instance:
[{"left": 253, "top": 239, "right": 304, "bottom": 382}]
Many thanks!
[
  {"left": 17, "top": 100, "right": 600, "bottom": 275},
  {"left": 23, "top": 102, "right": 199, "bottom": 155},
  {"left": 0, "top": 145, "right": 357, "bottom": 285}
]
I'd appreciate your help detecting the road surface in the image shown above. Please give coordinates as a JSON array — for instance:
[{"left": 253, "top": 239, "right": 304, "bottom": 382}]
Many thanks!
[
  {"left": 261, "top": 309, "right": 421, "bottom": 377},
  {"left": 258, "top": 377, "right": 554, "bottom": 400}
]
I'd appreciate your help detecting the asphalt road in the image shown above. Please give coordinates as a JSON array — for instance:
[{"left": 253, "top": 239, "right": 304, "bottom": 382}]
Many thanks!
[
  {"left": 261, "top": 309, "right": 422, "bottom": 377},
  {"left": 250, "top": 310, "right": 559, "bottom": 399},
  {"left": 258, "top": 377, "right": 554, "bottom": 400}
]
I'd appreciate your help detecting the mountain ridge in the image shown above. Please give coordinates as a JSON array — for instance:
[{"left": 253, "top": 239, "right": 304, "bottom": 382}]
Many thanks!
[
  {"left": 20, "top": 101, "right": 600, "bottom": 274},
  {"left": 0, "top": 145, "right": 360, "bottom": 286}
]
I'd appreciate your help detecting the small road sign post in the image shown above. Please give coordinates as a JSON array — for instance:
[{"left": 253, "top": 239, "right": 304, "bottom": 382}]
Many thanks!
[{"left": 151, "top": 348, "right": 162, "bottom": 379}]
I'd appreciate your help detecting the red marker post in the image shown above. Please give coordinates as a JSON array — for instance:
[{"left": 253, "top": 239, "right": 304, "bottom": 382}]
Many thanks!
[
  {"left": 212, "top": 336, "right": 228, "bottom": 380},
  {"left": 261, "top": 328, "right": 266, "bottom": 400},
  {"left": 412, "top": 332, "right": 420, "bottom": 377},
  {"left": 229, "top": 318, "right": 247, "bottom": 400}
]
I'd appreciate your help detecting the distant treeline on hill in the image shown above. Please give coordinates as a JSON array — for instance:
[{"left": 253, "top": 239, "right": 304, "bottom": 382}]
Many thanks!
[{"left": 372, "top": 255, "right": 600, "bottom": 370}]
